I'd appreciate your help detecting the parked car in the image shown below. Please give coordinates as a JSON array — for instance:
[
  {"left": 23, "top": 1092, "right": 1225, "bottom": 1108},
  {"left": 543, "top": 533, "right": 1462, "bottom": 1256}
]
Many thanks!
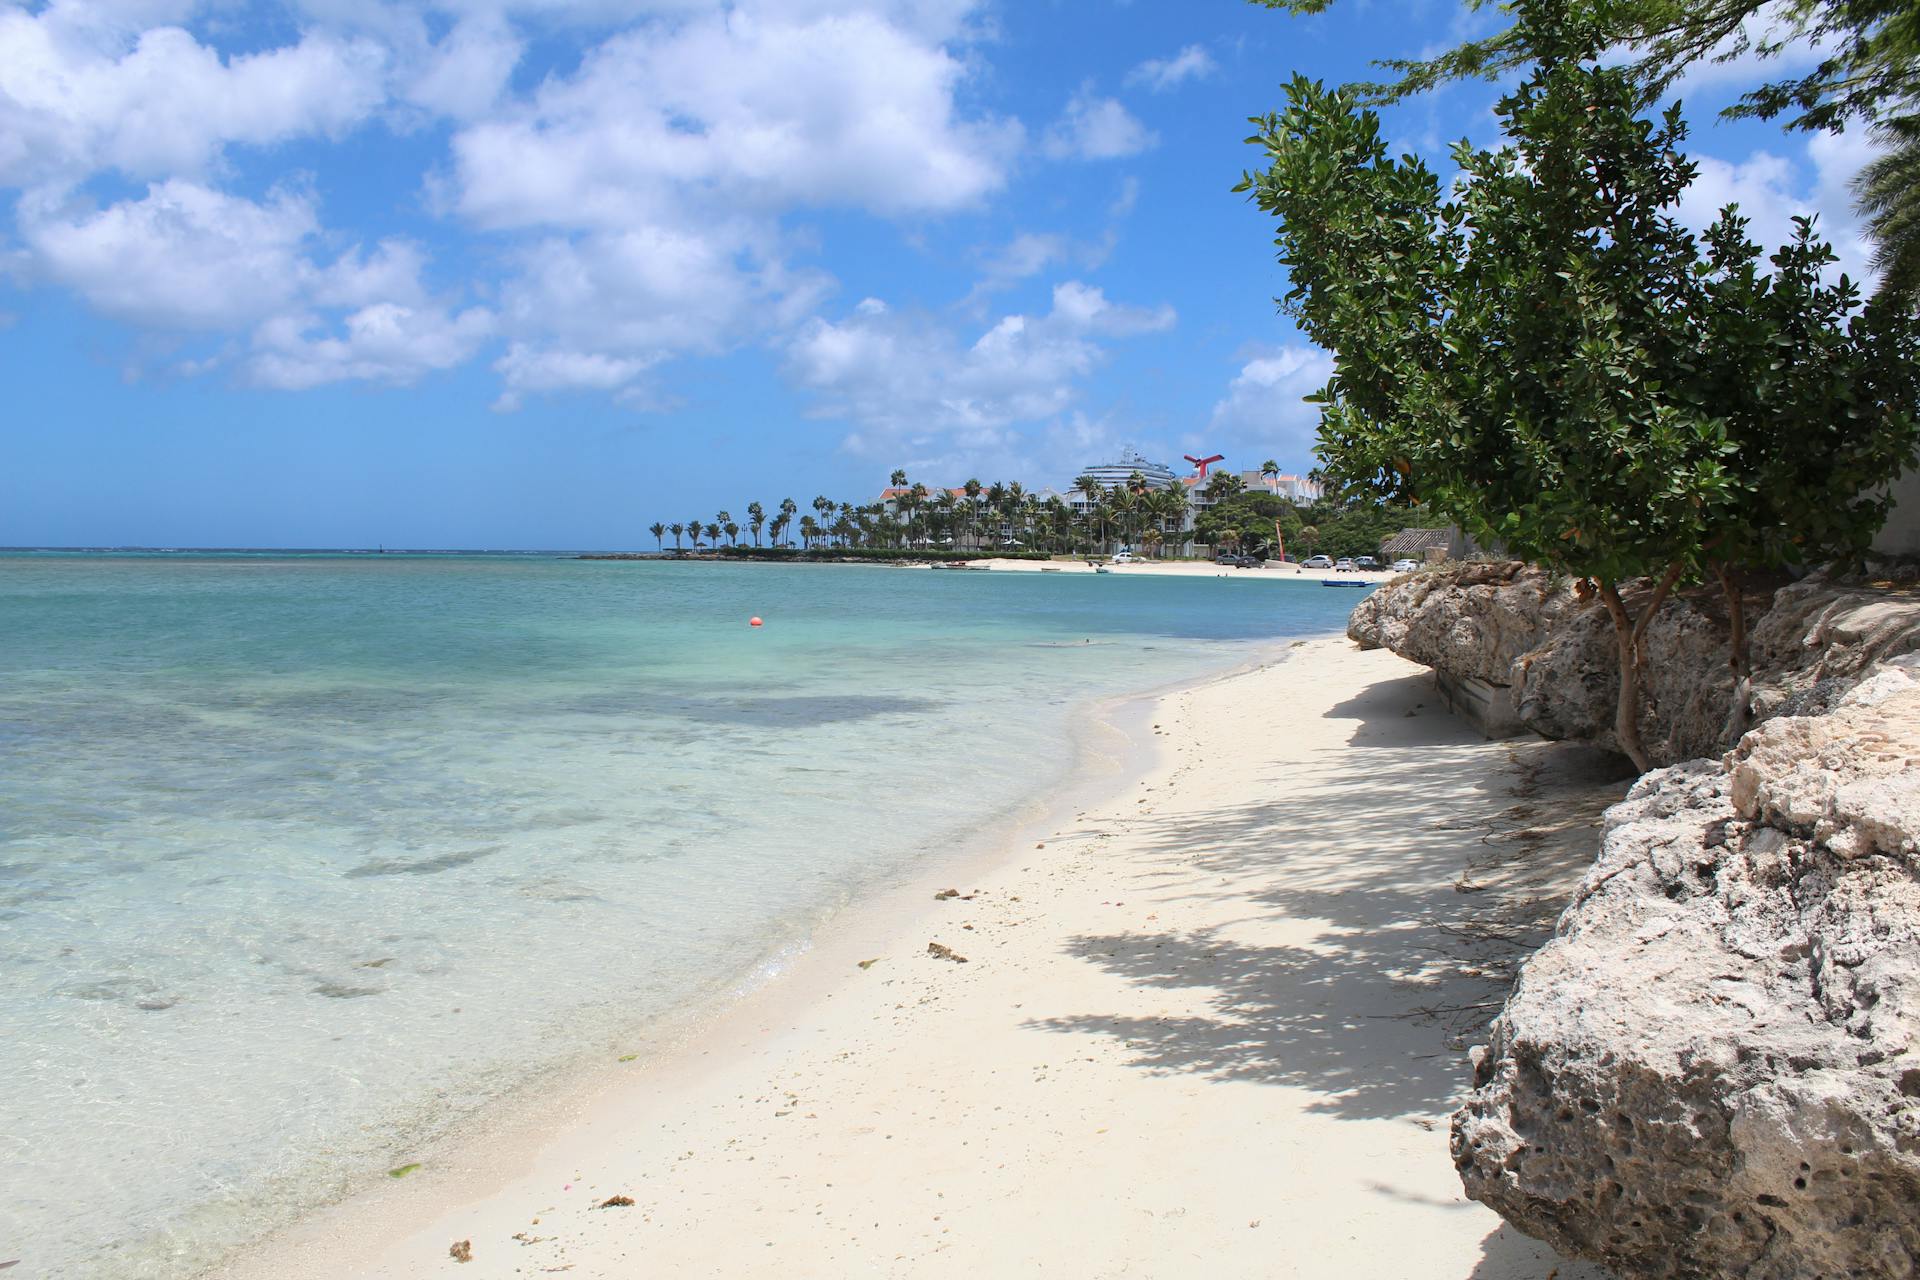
[
  {"left": 1354, "top": 556, "right": 1379, "bottom": 569},
  {"left": 1110, "top": 550, "right": 1137, "bottom": 564},
  {"left": 1334, "top": 557, "right": 1357, "bottom": 572},
  {"left": 1391, "top": 558, "right": 1421, "bottom": 573},
  {"left": 1301, "top": 554, "right": 1334, "bottom": 569}
]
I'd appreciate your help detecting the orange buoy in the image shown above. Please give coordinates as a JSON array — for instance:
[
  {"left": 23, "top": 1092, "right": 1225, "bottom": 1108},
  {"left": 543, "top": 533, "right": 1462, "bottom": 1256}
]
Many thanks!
[{"left": 749, "top": 616, "right": 763, "bottom": 627}]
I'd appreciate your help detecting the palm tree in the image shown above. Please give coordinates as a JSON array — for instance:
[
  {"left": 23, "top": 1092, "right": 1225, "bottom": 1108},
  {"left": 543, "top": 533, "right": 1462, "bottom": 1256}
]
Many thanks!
[
  {"left": 1108, "top": 485, "right": 1138, "bottom": 551},
  {"left": 798, "top": 514, "right": 819, "bottom": 549},
  {"left": 1856, "top": 114, "right": 1920, "bottom": 301},
  {"left": 703, "top": 522, "right": 720, "bottom": 550},
  {"left": 1261, "top": 459, "right": 1280, "bottom": 495},
  {"left": 908, "top": 482, "right": 929, "bottom": 546},
  {"left": 648, "top": 521, "right": 666, "bottom": 552},
  {"left": 747, "top": 501, "right": 765, "bottom": 547},
  {"left": 1005, "top": 482, "right": 1026, "bottom": 547},
  {"left": 724, "top": 521, "right": 739, "bottom": 547},
  {"left": 963, "top": 477, "right": 983, "bottom": 549},
  {"left": 669, "top": 521, "right": 685, "bottom": 551},
  {"left": 778, "top": 497, "right": 798, "bottom": 547},
  {"left": 688, "top": 515, "right": 705, "bottom": 549},
  {"left": 1203, "top": 471, "right": 1243, "bottom": 503},
  {"left": 716, "top": 509, "right": 732, "bottom": 535},
  {"left": 890, "top": 468, "right": 908, "bottom": 490},
  {"left": 931, "top": 490, "right": 956, "bottom": 548},
  {"left": 1299, "top": 524, "right": 1320, "bottom": 556},
  {"left": 1070, "top": 475, "right": 1102, "bottom": 549}
]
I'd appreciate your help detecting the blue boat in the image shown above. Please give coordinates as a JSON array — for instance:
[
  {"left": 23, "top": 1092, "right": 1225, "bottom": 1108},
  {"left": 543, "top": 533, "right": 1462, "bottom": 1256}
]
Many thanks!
[{"left": 1320, "top": 578, "right": 1372, "bottom": 588}]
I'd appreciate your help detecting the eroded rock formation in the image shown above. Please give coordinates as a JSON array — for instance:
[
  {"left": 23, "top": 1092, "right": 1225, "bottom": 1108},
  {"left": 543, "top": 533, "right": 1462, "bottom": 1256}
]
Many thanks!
[
  {"left": 1351, "top": 564, "right": 1920, "bottom": 766},
  {"left": 1452, "top": 661, "right": 1920, "bottom": 1278}
]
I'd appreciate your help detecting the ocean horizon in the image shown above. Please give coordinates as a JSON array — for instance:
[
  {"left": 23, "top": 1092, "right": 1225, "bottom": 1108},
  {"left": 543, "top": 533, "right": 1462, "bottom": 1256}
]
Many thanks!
[{"left": 0, "top": 553, "right": 1359, "bottom": 1276}]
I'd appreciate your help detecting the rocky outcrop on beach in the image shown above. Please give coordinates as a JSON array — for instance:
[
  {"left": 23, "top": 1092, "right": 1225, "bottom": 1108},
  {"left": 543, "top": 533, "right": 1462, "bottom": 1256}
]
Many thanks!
[
  {"left": 1351, "top": 563, "right": 1920, "bottom": 766},
  {"left": 1451, "top": 660, "right": 1920, "bottom": 1278}
]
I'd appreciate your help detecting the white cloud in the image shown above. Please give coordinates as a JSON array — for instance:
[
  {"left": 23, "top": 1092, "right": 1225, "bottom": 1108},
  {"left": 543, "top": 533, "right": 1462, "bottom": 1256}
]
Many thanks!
[
  {"left": 0, "top": 7, "right": 388, "bottom": 185},
  {"left": 443, "top": 7, "right": 1017, "bottom": 230},
  {"left": 1209, "top": 344, "right": 1335, "bottom": 462},
  {"left": 1041, "top": 82, "right": 1156, "bottom": 161},
  {"left": 1126, "top": 44, "right": 1214, "bottom": 92},
  {"left": 785, "top": 280, "right": 1174, "bottom": 455},
  {"left": 247, "top": 302, "right": 495, "bottom": 389},
  {"left": 402, "top": 16, "right": 523, "bottom": 121},
  {"left": 0, "top": 0, "right": 1047, "bottom": 408},
  {"left": 17, "top": 180, "right": 316, "bottom": 329},
  {"left": 483, "top": 223, "right": 832, "bottom": 406},
  {"left": 1677, "top": 130, "right": 1879, "bottom": 284},
  {"left": 17, "top": 179, "right": 490, "bottom": 387}
]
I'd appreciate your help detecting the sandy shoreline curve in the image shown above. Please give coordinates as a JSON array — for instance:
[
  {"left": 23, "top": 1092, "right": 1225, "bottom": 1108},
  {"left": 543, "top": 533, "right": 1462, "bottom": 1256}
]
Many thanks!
[
  {"left": 947, "top": 556, "right": 1403, "bottom": 583},
  {"left": 212, "top": 636, "right": 1611, "bottom": 1279}
]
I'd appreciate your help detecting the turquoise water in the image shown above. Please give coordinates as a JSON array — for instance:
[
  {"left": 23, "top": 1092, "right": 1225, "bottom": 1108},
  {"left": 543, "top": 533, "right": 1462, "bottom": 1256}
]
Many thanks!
[{"left": 0, "top": 554, "right": 1360, "bottom": 1277}]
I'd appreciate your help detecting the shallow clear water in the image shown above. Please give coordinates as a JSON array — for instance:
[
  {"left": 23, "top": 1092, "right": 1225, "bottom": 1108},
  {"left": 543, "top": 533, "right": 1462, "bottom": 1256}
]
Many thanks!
[{"left": 0, "top": 554, "right": 1361, "bottom": 1276}]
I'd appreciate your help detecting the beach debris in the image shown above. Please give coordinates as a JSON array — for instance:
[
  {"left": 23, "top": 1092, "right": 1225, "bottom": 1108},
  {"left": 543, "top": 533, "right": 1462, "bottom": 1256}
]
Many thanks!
[
  {"left": 388, "top": 1163, "right": 422, "bottom": 1179},
  {"left": 856, "top": 958, "right": 880, "bottom": 970},
  {"left": 933, "top": 888, "right": 959, "bottom": 900},
  {"left": 448, "top": 1239, "right": 472, "bottom": 1263},
  {"left": 512, "top": 1232, "right": 553, "bottom": 1246},
  {"left": 617, "top": 1053, "right": 638, "bottom": 1062},
  {"left": 0, "top": 1262, "right": 17, "bottom": 1270},
  {"left": 926, "top": 942, "right": 969, "bottom": 963},
  {"left": 596, "top": 1195, "right": 634, "bottom": 1209}
]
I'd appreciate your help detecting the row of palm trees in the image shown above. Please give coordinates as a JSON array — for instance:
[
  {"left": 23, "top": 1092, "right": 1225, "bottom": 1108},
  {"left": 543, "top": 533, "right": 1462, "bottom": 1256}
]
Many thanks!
[{"left": 646, "top": 462, "right": 1277, "bottom": 557}]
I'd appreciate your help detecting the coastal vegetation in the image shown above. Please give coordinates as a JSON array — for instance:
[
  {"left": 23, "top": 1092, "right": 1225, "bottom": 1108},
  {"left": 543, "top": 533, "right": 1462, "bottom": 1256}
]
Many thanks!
[
  {"left": 1259, "top": 0, "right": 1920, "bottom": 303},
  {"left": 643, "top": 472, "right": 1417, "bottom": 562},
  {"left": 1241, "top": 0, "right": 1920, "bottom": 769}
]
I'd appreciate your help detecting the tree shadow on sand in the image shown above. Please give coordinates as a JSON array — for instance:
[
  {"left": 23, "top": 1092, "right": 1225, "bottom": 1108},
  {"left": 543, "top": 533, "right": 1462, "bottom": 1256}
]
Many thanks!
[{"left": 1026, "top": 670, "right": 1632, "bottom": 1123}]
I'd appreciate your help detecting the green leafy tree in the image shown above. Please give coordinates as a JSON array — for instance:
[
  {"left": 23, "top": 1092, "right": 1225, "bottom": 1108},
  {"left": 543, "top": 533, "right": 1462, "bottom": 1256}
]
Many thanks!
[
  {"left": 1255, "top": 0, "right": 1920, "bottom": 134},
  {"left": 1239, "top": 4, "right": 1919, "bottom": 768}
]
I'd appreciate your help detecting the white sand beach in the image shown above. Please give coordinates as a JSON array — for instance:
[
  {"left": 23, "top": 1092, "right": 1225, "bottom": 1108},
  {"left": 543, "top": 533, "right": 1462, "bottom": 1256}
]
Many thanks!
[
  {"left": 217, "top": 637, "right": 1616, "bottom": 1280},
  {"left": 963, "top": 556, "right": 1403, "bottom": 583}
]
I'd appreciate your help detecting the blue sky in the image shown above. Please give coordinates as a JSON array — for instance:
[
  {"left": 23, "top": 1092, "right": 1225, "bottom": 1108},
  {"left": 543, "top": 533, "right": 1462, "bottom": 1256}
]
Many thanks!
[{"left": 0, "top": 0, "right": 1877, "bottom": 548}]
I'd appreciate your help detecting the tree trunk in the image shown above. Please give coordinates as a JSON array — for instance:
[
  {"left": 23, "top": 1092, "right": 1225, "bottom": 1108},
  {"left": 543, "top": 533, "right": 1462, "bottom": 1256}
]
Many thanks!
[
  {"left": 1715, "top": 562, "right": 1753, "bottom": 744},
  {"left": 1594, "top": 564, "right": 1686, "bottom": 773},
  {"left": 1597, "top": 579, "right": 1651, "bottom": 773}
]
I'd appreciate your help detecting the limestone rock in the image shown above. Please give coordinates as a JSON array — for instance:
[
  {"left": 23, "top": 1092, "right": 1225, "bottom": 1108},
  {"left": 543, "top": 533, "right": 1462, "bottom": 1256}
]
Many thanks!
[
  {"left": 1452, "top": 668, "right": 1920, "bottom": 1278},
  {"left": 1354, "top": 565, "right": 1920, "bottom": 767},
  {"left": 1348, "top": 562, "right": 1580, "bottom": 686}
]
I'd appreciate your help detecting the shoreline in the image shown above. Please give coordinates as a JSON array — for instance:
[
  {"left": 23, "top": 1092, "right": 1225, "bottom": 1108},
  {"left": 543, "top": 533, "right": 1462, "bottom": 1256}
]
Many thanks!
[
  {"left": 578, "top": 552, "right": 1406, "bottom": 584},
  {"left": 195, "top": 635, "right": 1298, "bottom": 1279},
  {"left": 213, "top": 636, "right": 1609, "bottom": 1279}
]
